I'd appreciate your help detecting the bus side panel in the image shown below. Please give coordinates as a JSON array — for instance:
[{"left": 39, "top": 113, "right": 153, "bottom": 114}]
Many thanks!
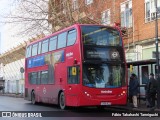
[
  {"left": 35, "top": 85, "right": 62, "bottom": 104},
  {"left": 64, "top": 27, "right": 82, "bottom": 107}
]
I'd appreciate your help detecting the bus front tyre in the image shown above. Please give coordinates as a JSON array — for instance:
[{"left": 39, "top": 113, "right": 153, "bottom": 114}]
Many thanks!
[
  {"left": 31, "top": 91, "right": 36, "bottom": 105},
  {"left": 96, "top": 106, "right": 105, "bottom": 110},
  {"left": 59, "top": 92, "right": 66, "bottom": 110}
]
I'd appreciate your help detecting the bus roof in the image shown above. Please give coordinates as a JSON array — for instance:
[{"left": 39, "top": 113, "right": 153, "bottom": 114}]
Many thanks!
[
  {"left": 127, "top": 59, "right": 156, "bottom": 67},
  {"left": 27, "top": 24, "right": 119, "bottom": 47}
]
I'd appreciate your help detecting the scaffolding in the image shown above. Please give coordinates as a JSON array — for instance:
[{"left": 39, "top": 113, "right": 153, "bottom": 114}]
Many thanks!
[{"left": 0, "top": 33, "right": 45, "bottom": 65}]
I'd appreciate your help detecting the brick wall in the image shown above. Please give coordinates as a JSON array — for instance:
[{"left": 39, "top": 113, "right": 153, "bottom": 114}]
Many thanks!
[
  {"left": 48, "top": 0, "right": 160, "bottom": 44},
  {"left": 132, "top": 0, "right": 160, "bottom": 42}
]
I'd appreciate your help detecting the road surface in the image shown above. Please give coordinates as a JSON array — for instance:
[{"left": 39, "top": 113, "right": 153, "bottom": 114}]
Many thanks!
[{"left": 0, "top": 96, "right": 158, "bottom": 120}]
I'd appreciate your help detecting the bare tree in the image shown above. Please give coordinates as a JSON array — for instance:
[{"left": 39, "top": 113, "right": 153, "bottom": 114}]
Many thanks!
[
  {"left": 0, "top": 0, "right": 51, "bottom": 38},
  {"left": 48, "top": 0, "right": 108, "bottom": 32},
  {"left": 0, "top": 0, "right": 121, "bottom": 38}
]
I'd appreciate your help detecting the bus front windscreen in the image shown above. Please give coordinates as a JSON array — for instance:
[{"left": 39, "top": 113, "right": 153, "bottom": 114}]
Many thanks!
[{"left": 83, "top": 64, "right": 125, "bottom": 88}]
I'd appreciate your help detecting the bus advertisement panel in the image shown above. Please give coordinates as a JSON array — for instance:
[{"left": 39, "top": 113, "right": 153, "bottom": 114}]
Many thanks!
[{"left": 25, "top": 24, "right": 128, "bottom": 109}]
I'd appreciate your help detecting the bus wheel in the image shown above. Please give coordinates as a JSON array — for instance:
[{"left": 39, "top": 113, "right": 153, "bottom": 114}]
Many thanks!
[
  {"left": 31, "top": 91, "right": 36, "bottom": 105},
  {"left": 59, "top": 92, "right": 66, "bottom": 110},
  {"left": 96, "top": 106, "right": 105, "bottom": 110}
]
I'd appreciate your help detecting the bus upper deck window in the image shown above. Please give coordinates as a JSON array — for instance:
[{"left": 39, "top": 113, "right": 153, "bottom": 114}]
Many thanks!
[
  {"left": 26, "top": 46, "right": 31, "bottom": 58},
  {"left": 58, "top": 32, "right": 67, "bottom": 49},
  {"left": 49, "top": 36, "right": 57, "bottom": 51},
  {"left": 67, "top": 29, "right": 77, "bottom": 46},
  {"left": 38, "top": 42, "right": 42, "bottom": 54},
  {"left": 42, "top": 39, "right": 49, "bottom": 53},
  {"left": 32, "top": 43, "right": 38, "bottom": 56}
]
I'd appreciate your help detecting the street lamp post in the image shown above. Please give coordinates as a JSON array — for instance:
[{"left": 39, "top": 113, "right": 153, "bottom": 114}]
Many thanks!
[{"left": 155, "top": 0, "right": 160, "bottom": 109}]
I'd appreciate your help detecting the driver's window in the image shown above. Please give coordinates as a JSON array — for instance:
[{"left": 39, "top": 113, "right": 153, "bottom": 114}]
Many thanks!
[{"left": 67, "top": 66, "right": 80, "bottom": 84}]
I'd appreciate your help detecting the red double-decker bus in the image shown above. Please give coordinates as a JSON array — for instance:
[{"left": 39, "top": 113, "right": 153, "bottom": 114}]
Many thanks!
[{"left": 25, "top": 24, "right": 128, "bottom": 109}]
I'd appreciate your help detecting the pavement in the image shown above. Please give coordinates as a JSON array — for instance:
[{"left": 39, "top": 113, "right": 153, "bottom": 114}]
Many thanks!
[
  {"left": 0, "top": 93, "right": 24, "bottom": 98},
  {"left": 0, "top": 93, "right": 160, "bottom": 113},
  {"left": 110, "top": 101, "right": 160, "bottom": 113}
]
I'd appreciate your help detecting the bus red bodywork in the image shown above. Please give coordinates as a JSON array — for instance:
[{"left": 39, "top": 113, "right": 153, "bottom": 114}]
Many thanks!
[{"left": 25, "top": 24, "right": 128, "bottom": 109}]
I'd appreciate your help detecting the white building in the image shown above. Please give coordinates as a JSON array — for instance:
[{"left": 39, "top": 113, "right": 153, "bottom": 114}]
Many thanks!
[{"left": 2, "top": 59, "right": 24, "bottom": 94}]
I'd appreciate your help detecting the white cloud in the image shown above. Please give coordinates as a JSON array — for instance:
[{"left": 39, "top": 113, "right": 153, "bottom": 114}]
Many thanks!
[
  {"left": 0, "top": 0, "right": 27, "bottom": 53},
  {"left": 0, "top": 0, "right": 50, "bottom": 53},
  {"left": 0, "top": 0, "right": 15, "bottom": 53}
]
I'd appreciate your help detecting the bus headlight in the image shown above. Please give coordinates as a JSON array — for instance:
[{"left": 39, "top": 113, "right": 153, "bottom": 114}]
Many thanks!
[
  {"left": 122, "top": 91, "right": 126, "bottom": 94},
  {"left": 84, "top": 91, "right": 90, "bottom": 97},
  {"left": 118, "top": 91, "right": 126, "bottom": 96},
  {"left": 87, "top": 94, "right": 90, "bottom": 96}
]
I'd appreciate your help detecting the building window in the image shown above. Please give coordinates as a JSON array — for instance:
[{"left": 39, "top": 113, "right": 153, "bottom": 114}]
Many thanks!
[
  {"left": 152, "top": 51, "right": 160, "bottom": 58},
  {"left": 120, "top": 0, "right": 132, "bottom": 28},
  {"left": 101, "top": 9, "right": 110, "bottom": 25},
  {"left": 145, "top": 0, "right": 160, "bottom": 22},
  {"left": 85, "top": 0, "right": 93, "bottom": 5},
  {"left": 72, "top": 0, "right": 78, "bottom": 10}
]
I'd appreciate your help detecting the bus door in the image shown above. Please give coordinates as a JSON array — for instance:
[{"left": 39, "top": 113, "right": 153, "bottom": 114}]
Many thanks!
[{"left": 66, "top": 66, "right": 80, "bottom": 106}]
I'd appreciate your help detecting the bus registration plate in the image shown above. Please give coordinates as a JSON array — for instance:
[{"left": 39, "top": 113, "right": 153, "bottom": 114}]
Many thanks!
[{"left": 101, "top": 102, "right": 111, "bottom": 105}]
